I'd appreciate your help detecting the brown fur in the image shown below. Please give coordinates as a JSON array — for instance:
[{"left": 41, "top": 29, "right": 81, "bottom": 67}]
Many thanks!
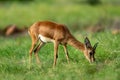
[{"left": 28, "top": 21, "right": 97, "bottom": 67}]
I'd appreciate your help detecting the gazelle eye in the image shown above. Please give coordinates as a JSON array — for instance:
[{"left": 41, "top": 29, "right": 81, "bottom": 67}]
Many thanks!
[{"left": 89, "top": 52, "right": 92, "bottom": 55}]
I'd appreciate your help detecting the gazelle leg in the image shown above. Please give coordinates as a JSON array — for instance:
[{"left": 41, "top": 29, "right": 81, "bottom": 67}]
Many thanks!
[
  {"left": 63, "top": 44, "right": 69, "bottom": 63},
  {"left": 29, "top": 35, "right": 38, "bottom": 67},
  {"left": 29, "top": 43, "right": 36, "bottom": 65},
  {"left": 53, "top": 41, "right": 59, "bottom": 67},
  {"left": 34, "top": 42, "right": 44, "bottom": 64}
]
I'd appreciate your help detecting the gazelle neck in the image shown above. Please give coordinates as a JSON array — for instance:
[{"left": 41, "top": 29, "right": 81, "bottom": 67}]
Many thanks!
[{"left": 67, "top": 36, "right": 85, "bottom": 52}]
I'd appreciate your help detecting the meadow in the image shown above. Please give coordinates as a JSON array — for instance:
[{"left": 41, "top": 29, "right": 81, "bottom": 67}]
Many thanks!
[{"left": 0, "top": 0, "right": 120, "bottom": 80}]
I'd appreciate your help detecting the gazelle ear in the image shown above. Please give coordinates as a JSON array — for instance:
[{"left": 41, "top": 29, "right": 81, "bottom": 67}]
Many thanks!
[
  {"left": 93, "top": 42, "right": 98, "bottom": 50},
  {"left": 84, "top": 37, "right": 92, "bottom": 48}
]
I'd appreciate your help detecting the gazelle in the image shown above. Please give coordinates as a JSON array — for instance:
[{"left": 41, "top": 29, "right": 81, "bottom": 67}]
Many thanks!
[{"left": 28, "top": 21, "right": 98, "bottom": 67}]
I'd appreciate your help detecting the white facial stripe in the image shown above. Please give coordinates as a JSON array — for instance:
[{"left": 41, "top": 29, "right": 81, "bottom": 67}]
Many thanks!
[{"left": 38, "top": 34, "right": 55, "bottom": 43}]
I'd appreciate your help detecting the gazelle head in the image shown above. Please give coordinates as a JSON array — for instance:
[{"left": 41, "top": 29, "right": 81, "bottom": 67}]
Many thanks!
[{"left": 84, "top": 37, "right": 98, "bottom": 63}]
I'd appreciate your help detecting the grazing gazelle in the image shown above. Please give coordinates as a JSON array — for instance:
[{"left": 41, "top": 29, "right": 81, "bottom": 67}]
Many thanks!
[{"left": 28, "top": 21, "right": 98, "bottom": 67}]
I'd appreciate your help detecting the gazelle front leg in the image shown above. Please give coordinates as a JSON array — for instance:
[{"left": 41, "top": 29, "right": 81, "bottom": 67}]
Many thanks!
[
  {"left": 34, "top": 41, "right": 44, "bottom": 64},
  {"left": 53, "top": 41, "right": 59, "bottom": 67},
  {"left": 63, "top": 44, "right": 69, "bottom": 63}
]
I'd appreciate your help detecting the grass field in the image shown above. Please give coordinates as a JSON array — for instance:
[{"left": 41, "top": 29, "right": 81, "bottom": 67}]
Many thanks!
[
  {"left": 0, "top": 1, "right": 120, "bottom": 80},
  {"left": 0, "top": 32, "right": 119, "bottom": 80}
]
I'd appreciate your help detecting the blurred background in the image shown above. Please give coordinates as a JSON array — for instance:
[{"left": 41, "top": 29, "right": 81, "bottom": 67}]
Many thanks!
[
  {"left": 0, "top": 1, "right": 120, "bottom": 80},
  {"left": 0, "top": 0, "right": 120, "bottom": 36}
]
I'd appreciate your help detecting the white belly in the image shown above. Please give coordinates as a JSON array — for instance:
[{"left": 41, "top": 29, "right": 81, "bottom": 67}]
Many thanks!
[{"left": 38, "top": 35, "right": 55, "bottom": 43}]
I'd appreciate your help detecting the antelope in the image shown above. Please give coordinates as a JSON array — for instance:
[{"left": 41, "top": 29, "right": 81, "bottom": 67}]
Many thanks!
[{"left": 28, "top": 21, "right": 98, "bottom": 67}]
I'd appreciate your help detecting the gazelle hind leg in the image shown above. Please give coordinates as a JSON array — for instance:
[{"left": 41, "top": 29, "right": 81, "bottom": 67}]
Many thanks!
[
  {"left": 29, "top": 34, "right": 38, "bottom": 67},
  {"left": 34, "top": 42, "right": 45, "bottom": 64}
]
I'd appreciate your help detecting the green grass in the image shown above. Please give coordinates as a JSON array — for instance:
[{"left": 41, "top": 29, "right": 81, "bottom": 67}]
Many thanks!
[
  {"left": 0, "top": 1, "right": 120, "bottom": 30},
  {"left": 0, "top": 32, "right": 119, "bottom": 80},
  {"left": 0, "top": 1, "right": 120, "bottom": 80}
]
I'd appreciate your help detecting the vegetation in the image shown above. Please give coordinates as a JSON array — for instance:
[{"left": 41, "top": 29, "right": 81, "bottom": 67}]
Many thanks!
[
  {"left": 0, "top": 0, "right": 120, "bottom": 30},
  {"left": 0, "top": 0, "right": 120, "bottom": 80}
]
